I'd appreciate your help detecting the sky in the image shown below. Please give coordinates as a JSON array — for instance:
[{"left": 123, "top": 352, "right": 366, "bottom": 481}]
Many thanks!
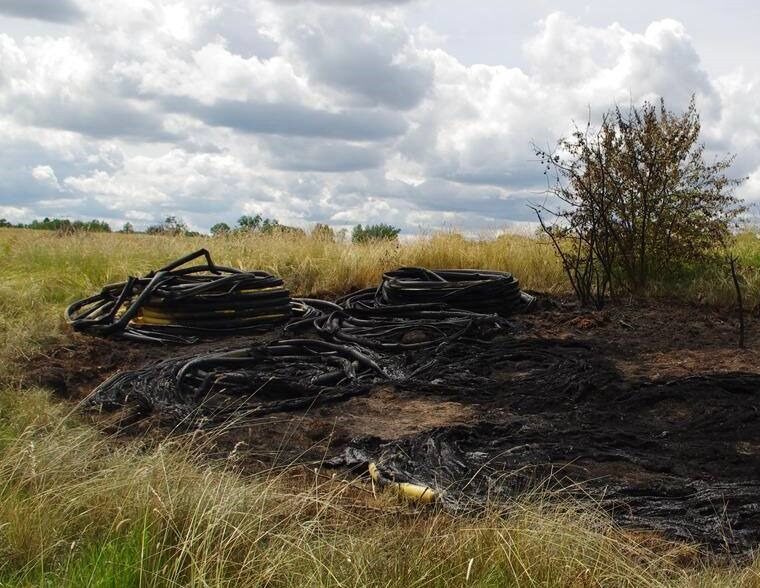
[{"left": 0, "top": 0, "right": 758, "bottom": 233}]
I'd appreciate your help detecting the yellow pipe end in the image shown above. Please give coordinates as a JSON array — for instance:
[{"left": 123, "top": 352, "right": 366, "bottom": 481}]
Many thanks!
[
  {"left": 397, "top": 482, "right": 437, "bottom": 503},
  {"left": 368, "top": 462, "right": 437, "bottom": 504}
]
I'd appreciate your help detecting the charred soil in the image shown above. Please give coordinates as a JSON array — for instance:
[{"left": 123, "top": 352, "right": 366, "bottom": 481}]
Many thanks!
[{"left": 21, "top": 297, "right": 760, "bottom": 554}]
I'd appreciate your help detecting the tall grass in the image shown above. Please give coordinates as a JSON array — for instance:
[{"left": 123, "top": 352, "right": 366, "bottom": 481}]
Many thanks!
[{"left": 1, "top": 387, "right": 757, "bottom": 587}]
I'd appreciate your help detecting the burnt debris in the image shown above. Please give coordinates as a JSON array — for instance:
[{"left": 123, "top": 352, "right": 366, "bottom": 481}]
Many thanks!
[{"left": 76, "top": 252, "right": 760, "bottom": 553}]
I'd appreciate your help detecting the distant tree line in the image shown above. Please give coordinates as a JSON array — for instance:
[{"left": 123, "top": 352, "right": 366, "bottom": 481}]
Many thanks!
[
  {"left": 145, "top": 216, "right": 202, "bottom": 237},
  {"left": 1, "top": 214, "right": 402, "bottom": 243},
  {"left": 210, "top": 216, "right": 401, "bottom": 243},
  {"left": 0, "top": 217, "right": 111, "bottom": 233}
]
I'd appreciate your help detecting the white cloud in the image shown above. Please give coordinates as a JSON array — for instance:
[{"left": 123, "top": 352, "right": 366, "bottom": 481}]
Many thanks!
[
  {"left": 0, "top": 204, "right": 30, "bottom": 221},
  {"left": 263, "top": 4, "right": 434, "bottom": 109},
  {"left": 0, "top": 2, "right": 755, "bottom": 233},
  {"left": 31, "top": 164, "right": 60, "bottom": 189},
  {"left": 113, "top": 42, "right": 314, "bottom": 105}
]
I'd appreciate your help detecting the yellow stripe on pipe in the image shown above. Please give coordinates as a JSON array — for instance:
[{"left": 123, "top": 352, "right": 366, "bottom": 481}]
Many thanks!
[
  {"left": 140, "top": 308, "right": 237, "bottom": 319},
  {"left": 237, "top": 287, "right": 288, "bottom": 294},
  {"left": 131, "top": 312, "right": 289, "bottom": 326}
]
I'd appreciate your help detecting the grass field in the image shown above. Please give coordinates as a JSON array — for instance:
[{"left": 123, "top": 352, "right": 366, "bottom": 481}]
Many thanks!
[{"left": 1, "top": 228, "right": 759, "bottom": 586}]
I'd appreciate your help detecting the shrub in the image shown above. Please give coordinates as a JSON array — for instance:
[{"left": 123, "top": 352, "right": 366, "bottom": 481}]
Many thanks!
[
  {"left": 534, "top": 96, "right": 745, "bottom": 307},
  {"left": 210, "top": 222, "right": 231, "bottom": 236},
  {"left": 352, "top": 223, "right": 401, "bottom": 244}
]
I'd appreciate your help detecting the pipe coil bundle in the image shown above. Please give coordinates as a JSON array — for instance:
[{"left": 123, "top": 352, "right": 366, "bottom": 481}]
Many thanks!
[
  {"left": 65, "top": 249, "right": 292, "bottom": 343},
  {"left": 378, "top": 267, "right": 534, "bottom": 316}
]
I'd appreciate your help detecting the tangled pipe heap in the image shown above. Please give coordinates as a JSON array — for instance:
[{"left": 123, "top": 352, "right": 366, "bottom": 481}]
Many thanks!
[{"left": 80, "top": 252, "right": 536, "bottom": 424}]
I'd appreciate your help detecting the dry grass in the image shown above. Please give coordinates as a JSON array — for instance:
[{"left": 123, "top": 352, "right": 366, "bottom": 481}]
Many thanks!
[
  {"left": 1, "top": 387, "right": 758, "bottom": 587},
  {"left": 1, "top": 228, "right": 760, "bottom": 586}
]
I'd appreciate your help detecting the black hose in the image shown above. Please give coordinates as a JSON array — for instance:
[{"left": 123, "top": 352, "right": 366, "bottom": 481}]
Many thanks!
[
  {"left": 312, "top": 308, "right": 505, "bottom": 351},
  {"left": 65, "top": 249, "right": 292, "bottom": 343},
  {"left": 379, "top": 267, "right": 534, "bottom": 315},
  {"left": 87, "top": 338, "right": 386, "bottom": 424},
  {"left": 312, "top": 266, "right": 533, "bottom": 350}
]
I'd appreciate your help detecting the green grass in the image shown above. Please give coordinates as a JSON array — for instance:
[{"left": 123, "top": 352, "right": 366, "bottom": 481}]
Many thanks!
[{"left": 0, "top": 228, "right": 759, "bottom": 586}]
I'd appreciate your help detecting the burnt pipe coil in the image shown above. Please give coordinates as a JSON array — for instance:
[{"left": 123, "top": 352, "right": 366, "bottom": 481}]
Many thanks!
[
  {"left": 339, "top": 267, "right": 534, "bottom": 316},
  {"left": 65, "top": 249, "right": 293, "bottom": 344},
  {"left": 381, "top": 267, "right": 533, "bottom": 315},
  {"left": 309, "top": 308, "right": 505, "bottom": 351},
  {"left": 82, "top": 259, "right": 536, "bottom": 425}
]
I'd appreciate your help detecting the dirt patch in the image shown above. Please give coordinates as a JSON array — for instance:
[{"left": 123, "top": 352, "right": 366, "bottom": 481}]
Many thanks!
[
  {"left": 515, "top": 298, "right": 760, "bottom": 378},
  {"left": 319, "top": 387, "right": 474, "bottom": 439},
  {"left": 188, "top": 387, "right": 476, "bottom": 469}
]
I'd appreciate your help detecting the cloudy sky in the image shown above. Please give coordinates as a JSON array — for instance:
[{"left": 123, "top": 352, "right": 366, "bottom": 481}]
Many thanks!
[{"left": 0, "top": 0, "right": 758, "bottom": 233}]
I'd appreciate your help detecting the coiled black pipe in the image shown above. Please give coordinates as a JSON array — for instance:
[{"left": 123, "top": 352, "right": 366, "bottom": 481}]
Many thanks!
[
  {"left": 291, "top": 267, "right": 532, "bottom": 349},
  {"left": 311, "top": 307, "right": 505, "bottom": 351},
  {"left": 65, "top": 249, "right": 292, "bottom": 343},
  {"left": 378, "top": 267, "right": 534, "bottom": 316}
]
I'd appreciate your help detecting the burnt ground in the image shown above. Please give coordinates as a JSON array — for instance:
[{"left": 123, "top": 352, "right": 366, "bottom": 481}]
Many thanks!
[{"left": 20, "top": 297, "right": 760, "bottom": 554}]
